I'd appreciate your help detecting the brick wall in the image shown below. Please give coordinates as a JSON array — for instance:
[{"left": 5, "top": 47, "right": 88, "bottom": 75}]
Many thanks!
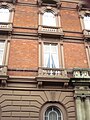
[
  {"left": 8, "top": 1, "right": 88, "bottom": 74},
  {"left": 64, "top": 42, "right": 88, "bottom": 68},
  {"left": 8, "top": 39, "right": 38, "bottom": 76},
  {"left": 0, "top": 1, "right": 89, "bottom": 120},
  {"left": 61, "top": 9, "right": 82, "bottom": 32},
  {"left": 9, "top": 39, "right": 38, "bottom": 69},
  {"left": 14, "top": 5, "right": 38, "bottom": 28}
]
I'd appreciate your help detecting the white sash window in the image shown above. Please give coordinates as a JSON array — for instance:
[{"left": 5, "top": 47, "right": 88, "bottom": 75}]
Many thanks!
[{"left": 44, "top": 44, "right": 59, "bottom": 68}]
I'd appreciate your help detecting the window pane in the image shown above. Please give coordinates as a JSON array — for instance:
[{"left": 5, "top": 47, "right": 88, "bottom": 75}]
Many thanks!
[
  {"left": 44, "top": 44, "right": 59, "bottom": 68},
  {"left": 0, "top": 8, "right": 10, "bottom": 22},
  {"left": 51, "top": 45, "right": 59, "bottom": 68},
  {"left": 49, "top": 111, "right": 57, "bottom": 120},
  {"left": 44, "top": 44, "right": 50, "bottom": 67},
  {"left": 84, "top": 15, "right": 90, "bottom": 30},
  {"left": 45, "top": 107, "right": 62, "bottom": 120},
  {"left": 44, "top": 52, "right": 50, "bottom": 67},
  {"left": 43, "top": 11, "right": 56, "bottom": 26},
  {"left": 45, "top": 116, "right": 48, "bottom": 120},
  {"left": 0, "top": 41, "right": 5, "bottom": 65}
]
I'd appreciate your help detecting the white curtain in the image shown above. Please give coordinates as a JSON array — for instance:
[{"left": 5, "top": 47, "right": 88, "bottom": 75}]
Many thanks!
[
  {"left": 51, "top": 45, "right": 59, "bottom": 68},
  {"left": 0, "top": 8, "right": 10, "bottom": 22},
  {"left": 44, "top": 44, "right": 50, "bottom": 67},
  {"left": 84, "top": 16, "right": 90, "bottom": 30},
  {"left": 44, "top": 44, "right": 59, "bottom": 68},
  {"left": 43, "top": 11, "right": 56, "bottom": 27},
  {"left": 0, "top": 41, "right": 5, "bottom": 65}
]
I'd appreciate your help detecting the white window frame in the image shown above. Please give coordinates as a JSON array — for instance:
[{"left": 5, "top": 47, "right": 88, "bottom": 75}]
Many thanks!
[
  {"left": 38, "top": 6, "right": 61, "bottom": 28},
  {"left": 38, "top": 6, "right": 64, "bottom": 36},
  {"left": 0, "top": 2, "right": 14, "bottom": 22},
  {"left": 39, "top": 40, "right": 65, "bottom": 69}
]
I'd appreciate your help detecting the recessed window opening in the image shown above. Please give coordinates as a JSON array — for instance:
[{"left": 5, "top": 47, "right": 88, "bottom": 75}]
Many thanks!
[
  {"left": 43, "top": 10, "right": 56, "bottom": 27},
  {"left": 0, "top": 7, "right": 10, "bottom": 22},
  {"left": 44, "top": 106, "right": 63, "bottom": 120},
  {"left": 84, "top": 14, "right": 90, "bottom": 30}
]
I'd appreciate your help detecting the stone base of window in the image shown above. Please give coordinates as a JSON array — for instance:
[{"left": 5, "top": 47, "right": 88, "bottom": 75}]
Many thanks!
[
  {"left": 0, "top": 23, "right": 13, "bottom": 32},
  {"left": 83, "top": 29, "right": 90, "bottom": 39},
  {"left": 38, "top": 25, "right": 64, "bottom": 38},
  {"left": 0, "top": 66, "right": 8, "bottom": 76}
]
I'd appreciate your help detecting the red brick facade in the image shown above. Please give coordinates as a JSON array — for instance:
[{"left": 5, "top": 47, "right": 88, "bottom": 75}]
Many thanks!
[
  {"left": 8, "top": 0, "right": 89, "bottom": 76},
  {"left": 0, "top": 0, "right": 90, "bottom": 120}
]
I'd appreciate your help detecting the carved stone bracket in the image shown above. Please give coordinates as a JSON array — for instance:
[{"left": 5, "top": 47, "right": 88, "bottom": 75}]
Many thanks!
[
  {"left": 64, "top": 82, "right": 68, "bottom": 88},
  {"left": 77, "top": 3, "right": 83, "bottom": 11},
  {"left": 1, "top": 79, "right": 7, "bottom": 87},
  {"left": 56, "top": 2, "right": 61, "bottom": 9},
  {"left": 37, "top": 0, "right": 42, "bottom": 6},
  {"left": 0, "top": 75, "right": 8, "bottom": 87},
  {"left": 37, "top": 81, "right": 42, "bottom": 88},
  {"left": 74, "top": 86, "right": 90, "bottom": 98},
  {"left": 77, "top": 1, "right": 89, "bottom": 11}
]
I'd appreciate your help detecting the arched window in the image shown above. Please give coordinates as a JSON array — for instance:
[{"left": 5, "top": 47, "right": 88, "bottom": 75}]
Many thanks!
[
  {"left": 38, "top": 7, "right": 63, "bottom": 36},
  {"left": 45, "top": 106, "right": 63, "bottom": 120},
  {"left": 40, "top": 103, "right": 67, "bottom": 120},
  {"left": 0, "top": 8, "right": 10, "bottom": 22},
  {"left": 43, "top": 10, "right": 56, "bottom": 27},
  {"left": 83, "top": 14, "right": 90, "bottom": 30},
  {"left": 0, "top": 3, "right": 14, "bottom": 31}
]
